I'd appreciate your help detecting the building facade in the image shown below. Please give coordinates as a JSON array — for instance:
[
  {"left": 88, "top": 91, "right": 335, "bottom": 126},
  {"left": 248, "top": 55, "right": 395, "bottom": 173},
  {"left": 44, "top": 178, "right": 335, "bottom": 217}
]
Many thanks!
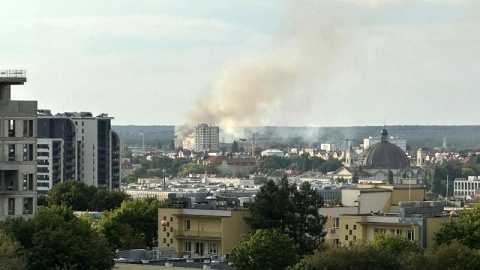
[
  {"left": 454, "top": 176, "right": 480, "bottom": 198},
  {"left": 158, "top": 208, "right": 250, "bottom": 258},
  {"left": 195, "top": 124, "right": 219, "bottom": 152},
  {"left": 0, "top": 70, "right": 37, "bottom": 220},
  {"left": 37, "top": 111, "right": 121, "bottom": 190},
  {"left": 364, "top": 136, "right": 407, "bottom": 152}
]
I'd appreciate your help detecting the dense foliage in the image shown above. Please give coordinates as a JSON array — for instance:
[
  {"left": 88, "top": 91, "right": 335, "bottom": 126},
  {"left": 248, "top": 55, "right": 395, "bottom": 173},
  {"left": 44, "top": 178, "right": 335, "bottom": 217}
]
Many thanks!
[
  {"left": 97, "top": 198, "right": 166, "bottom": 250},
  {"left": 47, "top": 180, "right": 130, "bottom": 211},
  {"left": 0, "top": 206, "right": 114, "bottom": 270},
  {"left": 0, "top": 229, "right": 27, "bottom": 270},
  {"left": 293, "top": 235, "right": 480, "bottom": 270},
  {"left": 231, "top": 229, "right": 298, "bottom": 270},
  {"left": 245, "top": 175, "right": 326, "bottom": 256},
  {"left": 434, "top": 204, "right": 480, "bottom": 249}
]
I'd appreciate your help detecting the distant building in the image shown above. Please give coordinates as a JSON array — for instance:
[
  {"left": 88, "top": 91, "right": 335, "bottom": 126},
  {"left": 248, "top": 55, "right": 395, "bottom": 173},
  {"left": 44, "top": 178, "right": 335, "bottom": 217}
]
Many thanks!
[
  {"left": 195, "top": 124, "right": 219, "bottom": 152},
  {"left": 260, "top": 149, "right": 284, "bottom": 157},
  {"left": 321, "top": 143, "right": 336, "bottom": 152},
  {"left": 364, "top": 133, "right": 407, "bottom": 152},
  {"left": 37, "top": 111, "right": 121, "bottom": 190},
  {"left": 202, "top": 156, "right": 257, "bottom": 175},
  {"left": 454, "top": 176, "right": 480, "bottom": 197},
  {"left": 0, "top": 70, "right": 37, "bottom": 220}
]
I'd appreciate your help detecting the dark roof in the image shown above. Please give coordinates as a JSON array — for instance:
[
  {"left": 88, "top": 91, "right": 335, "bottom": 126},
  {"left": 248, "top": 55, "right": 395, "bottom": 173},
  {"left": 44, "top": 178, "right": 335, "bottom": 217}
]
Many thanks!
[{"left": 362, "top": 141, "right": 410, "bottom": 169}]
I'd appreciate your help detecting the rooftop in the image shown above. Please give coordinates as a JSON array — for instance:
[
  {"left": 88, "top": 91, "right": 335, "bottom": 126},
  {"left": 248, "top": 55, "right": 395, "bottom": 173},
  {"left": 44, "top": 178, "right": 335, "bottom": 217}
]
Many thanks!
[{"left": 0, "top": 70, "right": 27, "bottom": 84}]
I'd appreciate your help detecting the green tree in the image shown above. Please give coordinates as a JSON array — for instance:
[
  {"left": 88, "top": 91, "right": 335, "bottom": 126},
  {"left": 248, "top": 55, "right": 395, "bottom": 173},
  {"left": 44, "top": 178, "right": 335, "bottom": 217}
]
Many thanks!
[
  {"left": 289, "top": 181, "right": 326, "bottom": 255},
  {"left": 387, "top": 170, "right": 394, "bottom": 184},
  {"left": 319, "top": 158, "right": 342, "bottom": 174},
  {"left": 47, "top": 180, "right": 97, "bottom": 211},
  {"left": 231, "top": 229, "right": 298, "bottom": 270},
  {"left": 434, "top": 204, "right": 480, "bottom": 249},
  {"left": 47, "top": 180, "right": 130, "bottom": 211},
  {"left": 231, "top": 140, "right": 239, "bottom": 153},
  {"left": 352, "top": 171, "right": 359, "bottom": 184},
  {"left": 245, "top": 175, "right": 326, "bottom": 256},
  {"left": 420, "top": 241, "right": 480, "bottom": 270},
  {"left": 0, "top": 229, "right": 27, "bottom": 270},
  {"left": 0, "top": 206, "right": 114, "bottom": 270},
  {"left": 98, "top": 198, "right": 166, "bottom": 250}
]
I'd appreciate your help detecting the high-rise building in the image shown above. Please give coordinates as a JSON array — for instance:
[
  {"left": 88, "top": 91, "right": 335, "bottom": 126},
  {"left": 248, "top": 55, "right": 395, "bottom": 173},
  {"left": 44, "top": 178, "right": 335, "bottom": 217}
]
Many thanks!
[
  {"left": 0, "top": 70, "right": 37, "bottom": 220},
  {"left": 36, "top": 111, "right": 121, "bottom": 190},
  {"left": 194, "top": 124, "right": 219, "bottom": 151}
]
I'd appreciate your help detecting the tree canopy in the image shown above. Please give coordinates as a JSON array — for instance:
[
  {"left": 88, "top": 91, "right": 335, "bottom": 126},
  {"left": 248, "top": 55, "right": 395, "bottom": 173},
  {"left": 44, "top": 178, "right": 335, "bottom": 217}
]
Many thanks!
[
  {"left": 0, "top": 229, "right": 27, "bottom": 270},
  {"left": 434, "top": 204, "right": 480, "bottom": 249},
  {"left": 245, "top": 175, "right": 326, "bottom": 256},
  {"left": 0, "top": 206, "right": 114, "bottom": 270},
  {"left": 47, "top": 180, "right": 130, "bottom": 211},
  {"left": 97, "top": 198, "right": 166, "bottom": 250},
  {"left": 231, "top": 229, "right": 298, "bottom": 270}
]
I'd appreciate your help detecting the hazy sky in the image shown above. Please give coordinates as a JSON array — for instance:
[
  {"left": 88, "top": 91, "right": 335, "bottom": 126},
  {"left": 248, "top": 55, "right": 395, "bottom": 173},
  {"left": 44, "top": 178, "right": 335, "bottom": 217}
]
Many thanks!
[{"left": 2, "top": 0, "right": 480, "bottom": 126}]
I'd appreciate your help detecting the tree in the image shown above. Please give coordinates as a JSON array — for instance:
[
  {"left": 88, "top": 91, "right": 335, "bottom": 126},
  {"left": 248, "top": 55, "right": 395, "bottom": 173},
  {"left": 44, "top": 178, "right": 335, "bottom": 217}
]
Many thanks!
[
  {"left": 0, "top": 206, "right": 114, "bottom": 270},
  {"left": 352, "top": 171, "right": 359, "bottom": 184},
  {"left": 0, "top": 229, "right": 27, "bottom": 270},
  {"left": 434, "top": 204, "right": 480, "bottom": 249},
  {"left": 319, "top": 158, "right": 342, "bottom": 174},
  {"left": 231, "top": 229, "right": 298, "bottom": 270},
  {"left": 47, "top": 180, "right": 97, "bottom": 211},
  {"left": 387, "top": 170, "right": 394, "bottom": 184},
  {"left": 245, "top": 175, "right": 326, "bottom": 256},
  {"left": 47, "top": 180, "right": 130, "bottom": 211},
  {"left": 231, "top": 140, "right": 239, "bottom": 153},
  {"left": 98, "top": 198, "right": 166, "bottom": 250},
  {"left": 289, "top": 182, "right": 326, "bottom": 255}
]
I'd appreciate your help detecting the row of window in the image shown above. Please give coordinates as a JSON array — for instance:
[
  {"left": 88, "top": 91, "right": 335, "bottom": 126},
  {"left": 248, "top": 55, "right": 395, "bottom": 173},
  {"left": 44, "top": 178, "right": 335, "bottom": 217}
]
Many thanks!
[{"left": 184, "top": 242, "right": 218, "bottom": 255}]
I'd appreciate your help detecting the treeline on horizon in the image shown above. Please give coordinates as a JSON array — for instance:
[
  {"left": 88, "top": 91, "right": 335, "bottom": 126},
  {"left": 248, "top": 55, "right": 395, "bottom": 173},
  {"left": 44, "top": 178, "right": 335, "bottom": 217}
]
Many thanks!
[{"left": 113, "top": 125, "right": 480, "bottom": 151}]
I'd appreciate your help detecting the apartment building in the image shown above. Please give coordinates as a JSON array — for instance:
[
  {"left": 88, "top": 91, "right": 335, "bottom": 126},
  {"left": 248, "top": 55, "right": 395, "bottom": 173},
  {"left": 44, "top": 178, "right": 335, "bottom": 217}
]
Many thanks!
[
  {"left": 195, "top": 124, "right": 219, "bottom": 151},
  {"left": 0, "top": 70, "right": 37, "bottom": 220},
  {"left": 158, "top": 208, "right": 250, "bottom": 258},
  {"left": 37, "top": 111, "right": 121, "bottom": 190}
]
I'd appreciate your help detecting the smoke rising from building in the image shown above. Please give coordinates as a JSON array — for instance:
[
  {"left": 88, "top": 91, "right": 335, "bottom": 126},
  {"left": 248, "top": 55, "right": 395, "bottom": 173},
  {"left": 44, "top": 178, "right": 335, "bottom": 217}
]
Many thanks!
[{"left": 176, "top": 2, "right": 345, "bottom": 148}]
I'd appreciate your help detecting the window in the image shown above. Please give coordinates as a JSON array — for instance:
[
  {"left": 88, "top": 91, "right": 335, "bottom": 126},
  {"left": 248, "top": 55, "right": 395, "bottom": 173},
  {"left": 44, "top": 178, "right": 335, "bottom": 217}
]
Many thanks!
[
  {"left": 353, "top": 225, "right": 357, "bottom": 230},
  {"left": 345, "top": 235, "right": 348, "bottom": 240},
  {"left": 349, "top": 230, "right": 352, "bottom": 235},
  {"left": 396, "top": 229, "right": 402, "bottom": 235},
  {"left": 345, "top": 224, "right": 348, "bottom": 230},
  {"left": 407, "top": 230, "right": 414, "bottom": 241},
  {"left": 184, "top": 242, "right": 192, "bottom": 252},
  {"left": 170, "top": 227, "right": 173, "bottom": 232},
  {"left": 333, "top": 218, "right": 339, "bottom": 228},
  {"left": 163, "top": 238, "right": 166, "bottom": 243},
  {"left": 8, "top": 198, "right": 15, "bottom": 215},
  {"left": 23, "top": 198, "right": 33, "bottom": 214},
  {"left": 170, "top": 217, "right": 173, "bottom": 222},
  {"left": 209, "top": 243, "right": 218, "bottom": 254},
  {"left": 374, "top": 228, "right": 386, "bottom": 234},
  {"left": 163, "top": 227, "right": 166, "bottom": 232},
  {"left": 195, "top": 243, "right": 204, "bottom": 255},
  {"left": 333, "top": 239, "right": 339, "bottom": 246},
  {"left": 170, "top": 239, "right": 173, "bottom": 243},
  {"left": 185, "top": 220, "right": 191, "bottom": 230},
  {"left": 353, "top": 235, "right": 357, "bottom": 241},
  {"left": 166, "top": 233, "right": 169, "bottom": 237}
]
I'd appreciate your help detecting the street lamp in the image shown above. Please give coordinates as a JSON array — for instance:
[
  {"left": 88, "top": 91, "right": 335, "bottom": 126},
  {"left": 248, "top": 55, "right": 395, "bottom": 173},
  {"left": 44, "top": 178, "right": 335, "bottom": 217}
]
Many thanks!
[{"left": 162, "top": 169, "right": 167, "bottom": 190}]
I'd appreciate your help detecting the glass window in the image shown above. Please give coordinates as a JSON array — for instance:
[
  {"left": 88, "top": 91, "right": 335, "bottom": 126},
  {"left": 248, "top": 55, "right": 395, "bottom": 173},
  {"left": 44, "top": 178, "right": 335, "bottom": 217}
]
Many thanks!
[{"left": 185, "top": 220, "right": 191, "bottom": 230}]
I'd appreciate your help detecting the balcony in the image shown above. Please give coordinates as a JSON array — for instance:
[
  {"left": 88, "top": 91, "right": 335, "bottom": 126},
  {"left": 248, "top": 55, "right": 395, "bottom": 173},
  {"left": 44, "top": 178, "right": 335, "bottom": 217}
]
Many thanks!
[
  {"left": 174, "top": 229, "right": 222, "bottom": 240},
  {"left": 0, "top": 70, "right": 27, "bottom": 84}
]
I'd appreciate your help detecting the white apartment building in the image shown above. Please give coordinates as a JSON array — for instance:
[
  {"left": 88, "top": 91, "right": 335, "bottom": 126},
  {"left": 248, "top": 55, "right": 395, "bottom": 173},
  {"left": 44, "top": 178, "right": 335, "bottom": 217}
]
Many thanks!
[
  {"left": 0, "top": 70, "right": 37, "bottom": 220},
  {"left": 454, "top": 176, "right": 480, "bottom": 197},
  {"left": 364, "top": 136, "right": 407, "bottom": 152},
  {"left": 321, "top": 143, "right": 336, "bottom": 152},
  {"left": 37, "top": 138, "right": 64, "bottom": 194},
  {"left": 261, "top": 149, "right": 284, "bottom": 157},
  {"left": 194, "top": 124, "right": 219, "bottom": 152}
]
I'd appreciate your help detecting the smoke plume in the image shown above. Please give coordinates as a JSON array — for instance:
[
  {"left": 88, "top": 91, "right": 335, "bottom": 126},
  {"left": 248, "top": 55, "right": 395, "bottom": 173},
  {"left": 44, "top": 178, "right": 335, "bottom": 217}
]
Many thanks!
[{"left": 176, "top": 2, "right": 344, "bottom": 148}]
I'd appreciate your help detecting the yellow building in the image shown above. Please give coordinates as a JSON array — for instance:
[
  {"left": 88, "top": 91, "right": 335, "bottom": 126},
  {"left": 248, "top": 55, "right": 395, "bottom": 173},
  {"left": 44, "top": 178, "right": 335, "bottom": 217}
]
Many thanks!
[
  {"left": 158, "top": 208, "right": 250, "bottom": 258},
  {"left": 338, "top": 201, "right": 451, "bottom": 249}
]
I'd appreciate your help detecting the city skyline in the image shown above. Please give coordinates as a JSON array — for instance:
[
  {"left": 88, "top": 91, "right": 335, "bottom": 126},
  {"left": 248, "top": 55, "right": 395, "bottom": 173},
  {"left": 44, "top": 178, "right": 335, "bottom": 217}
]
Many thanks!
[{"left": 2, "top": 1, "right": 480, "bottom": 126}]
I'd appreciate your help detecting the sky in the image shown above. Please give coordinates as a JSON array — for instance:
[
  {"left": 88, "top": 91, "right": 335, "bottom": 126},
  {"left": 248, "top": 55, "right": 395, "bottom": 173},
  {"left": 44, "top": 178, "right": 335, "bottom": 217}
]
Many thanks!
[{"left": 1, "top": 0, "right": 480, "bottom": 127}]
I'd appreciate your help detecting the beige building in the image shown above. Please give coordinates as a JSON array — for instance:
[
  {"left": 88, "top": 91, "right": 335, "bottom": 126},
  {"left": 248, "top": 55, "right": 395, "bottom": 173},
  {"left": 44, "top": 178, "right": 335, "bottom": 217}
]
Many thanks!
[
  {"left": 339, "top": 202, "right": 451, "bottom": 249},
  {"left": 158, "top": 208, "right": 250, "bottom": 258}
]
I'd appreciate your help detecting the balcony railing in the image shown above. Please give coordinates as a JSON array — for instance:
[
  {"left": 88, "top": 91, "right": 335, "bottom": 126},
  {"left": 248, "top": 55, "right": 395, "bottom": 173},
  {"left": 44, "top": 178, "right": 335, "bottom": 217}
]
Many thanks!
[
  {"left": 173, "top": 229, "right": 222, "bottom": 239},
  {"left": 0, "top": 70, "right": 26, "bottom": 78}
]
